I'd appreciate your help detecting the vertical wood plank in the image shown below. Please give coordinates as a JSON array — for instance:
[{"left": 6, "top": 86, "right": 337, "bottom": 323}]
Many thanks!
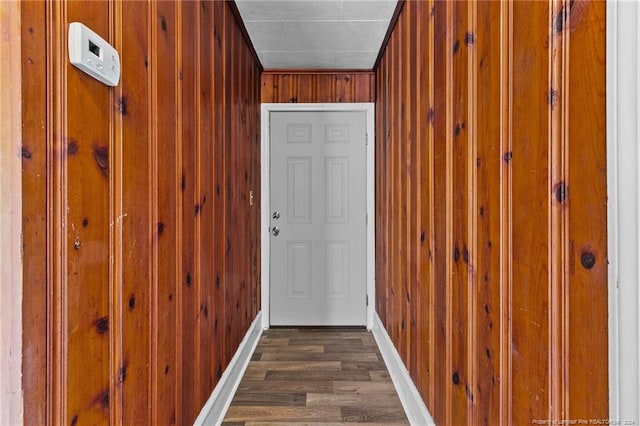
[
  {"left": 354, "top": 74, "right": 373, "bottom": 103},
  {"left": 193, "top": 0, "right": 203, "bottom": 412},
  {"left": 20, "top": 2, "right": 47, "bottom": 424},
  {"left": 374, "top": 53, "right": 387, "bottom": 325},
  {"left": 510, "top": 2, "right": 551, "bottom": 423},
  {"left": 1, "top": 1, "right": 24, "bottom": 424},
  {"left": 64, "top": 1, "right": 112, "bottom": 424},
  {"left": 549, "top": 0, "right": 567, "bottom": 419},
  {"left": 261, "top": 73, "right": 275, "bottom": 103},
  {"left": 155, "top": 2, "right": 179, "bottom": 423},
  {"left": 499, "top": 3, "right": 513, "bottom": 423},
  {"left": 118, "top": 0, "right": 152, "bottom": 422},
  {"left": 225, "top": 1, "right": 239, "bottom": 363},
  {"left": 397, "top": 6, "right": 408, "bottom": 367},
  {"left": 389, "top": 24, "right": 400, "bottom": 347},
  {"left": 198, "top": 0, "right": 214, "bottom": 411},
  {"left": 475, "top": 1, "right": 505, "bottom": 423},
  {"left": 449, "top": 1, "right": 470, "bottom": 423},
  {"left": 419, "top": 0, "right": 437, "bottom": 411},
  {"left": 296, "top": 74, "right": 314, "bottom": 103},
  {"left": 565, "top": 0, "right": 608, "bottom": 418},
  {"left": 334, "top": 74, "right": 350, "bottom": 102},
  {"left": 212, "top": 0, "right": 227, "bottom": 381},
  {"left": 406, "top": 1, "right": 418, "bottom": 385},
  {"left": 150, "top": 1, "right": 159, "bottom": 421},
  {"left": 48, "top": 3, "right": 67, "bottom": 423},
  {"left": 432, "top": 1, "right": 448, "bottom": 423},
  {"left": 180, "top": 1, "right": 197, "bottom": 422},
  {"left": 174, "top": 2, "right": 184, "bottom": 422},
  {"left": 467, "top": 1, "right": 478, "bottom": 423}
]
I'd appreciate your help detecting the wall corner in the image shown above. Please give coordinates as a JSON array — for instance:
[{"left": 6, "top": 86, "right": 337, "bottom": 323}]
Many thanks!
[{"left": 0, "top": 0, "right": 24, "bottom": 424}]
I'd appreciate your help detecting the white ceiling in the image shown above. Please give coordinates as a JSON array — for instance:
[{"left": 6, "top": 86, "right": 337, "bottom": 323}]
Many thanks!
[{"left": 234, "top": 0, "right": 398, "bottom": 70}]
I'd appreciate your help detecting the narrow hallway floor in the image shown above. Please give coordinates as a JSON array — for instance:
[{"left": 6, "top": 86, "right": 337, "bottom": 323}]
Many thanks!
[{"left": 221, "top": 327, "right": 410, "bottom": 425}]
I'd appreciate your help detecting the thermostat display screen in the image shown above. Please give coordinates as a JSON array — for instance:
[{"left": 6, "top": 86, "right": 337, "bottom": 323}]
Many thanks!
[{"left": 88, "top": 40, "right": 101, "bottom": 58}]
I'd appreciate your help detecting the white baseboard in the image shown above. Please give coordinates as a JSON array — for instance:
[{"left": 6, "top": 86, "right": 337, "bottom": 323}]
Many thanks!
[
  {"left": 371, "top": 312, "right": 436, "bottom": 426},
  {"left": 194, "top": 311, "right": 264, "bottom": 426}
]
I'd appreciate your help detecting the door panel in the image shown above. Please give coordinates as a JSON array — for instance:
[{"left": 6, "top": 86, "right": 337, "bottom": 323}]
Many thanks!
[
  {"left": 287, "top": 157, "right": 312, "bottom": 223},
  {"left": 287, "top": 241, "right": 313, "bottom": 299},
  {"left": 325, "top": 157, "right": 350, "bottom": 223},
  {"left": 270, "top": 111, "right": 367, "bottom": 326}
]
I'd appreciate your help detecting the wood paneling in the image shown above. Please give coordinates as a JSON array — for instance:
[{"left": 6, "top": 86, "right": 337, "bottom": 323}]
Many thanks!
[
  {"left": 19, "top": 2, "right": 47, "bottom": 425},
  {"left": 0, "top": 1, "right": 25, "bottom": 424},
  {"left": 375, "top": 0, "right": 608, "bottom": 424},
  {"left": 261, "top": 71, "right": 374, "bottom": 104},
  {"left": 20, "top": 1, "right": 261, "bottom": 424}
]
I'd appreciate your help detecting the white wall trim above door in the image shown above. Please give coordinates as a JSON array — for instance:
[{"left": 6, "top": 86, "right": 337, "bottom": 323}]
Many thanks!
[{"left": 261, "top": 103, "right": 375, "bottom": 329}]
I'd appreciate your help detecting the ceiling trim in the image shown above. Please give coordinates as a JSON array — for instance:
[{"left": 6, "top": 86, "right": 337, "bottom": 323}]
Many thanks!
[
  {"left": 373, "top": 0, "right": 406, "bottom": 71},
  {"left": 228, "top": 0, "right": 264, "bottom": 72}
]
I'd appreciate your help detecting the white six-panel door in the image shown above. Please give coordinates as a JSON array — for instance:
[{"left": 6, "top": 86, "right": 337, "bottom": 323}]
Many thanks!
[{"left": 269, "top": 111, "right": 367, "bottom": 325}]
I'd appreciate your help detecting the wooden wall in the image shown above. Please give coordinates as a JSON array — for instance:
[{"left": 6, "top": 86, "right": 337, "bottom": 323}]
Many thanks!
[
  {"left": 261, "top": 71, "right": 374, "bottom": 103},
  {"left": 20, "top": 1, "right": 261, "bottom": 424},
  {"left": 375, "top": 1, "right": 607, "bottom": 424},
  {"left": 0, "top": 1, "right": 24, "bottom": 424}
]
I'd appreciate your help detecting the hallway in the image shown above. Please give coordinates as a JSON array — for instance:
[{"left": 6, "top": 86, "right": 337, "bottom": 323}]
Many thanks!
[
  {"left": 222, "top": 328, "right": 409, "bottom": 424},
  {"left": 5, "top": 1, "right": 626, "bottom": 425}
]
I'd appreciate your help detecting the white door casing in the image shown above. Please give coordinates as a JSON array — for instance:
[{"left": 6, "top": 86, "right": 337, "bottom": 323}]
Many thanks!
[
  {"left": 607, "top": 0, "right": 640, "bottom": 422},
  {"left": 270, "top": 111, "right": 366, "bottom": 326},
  {"left": 261, "top": 103, "right": 375, "bottom": 329}
]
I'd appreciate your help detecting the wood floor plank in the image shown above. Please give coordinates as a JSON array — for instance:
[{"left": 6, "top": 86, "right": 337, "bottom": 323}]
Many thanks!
[
  {"left": 288, "top": 338, "right": 364, "bottom": 346},
  {"left": 295, "top": 327, "right": 365, "bottom": 333},
  {"left": 230, "top": 392, "right": 306, "bottom": 406},
  {"left": 257, "top": 345, "right": 324, "bottom": 353},
  {"left": 245, "top": 423, "right": 409, "bottom": 426},
  {"left": 265, "top": 370, "right": 371, "bottom": 382},
  {"left": 255, "top": 338, "right": 291, "bottom": 346},
  {"left": 332, "top": 381, "right": 398, "bottom": 394},
  {"left": 369, "top": 370, "right": 393, "bottom": 382},
  {"left": 323, "top": 345, "right": 380, "bottom": 353},
  {"left": 237, "top": 380, "right": 334, "bottom": 394},
  {"left": 341, "top": 406, "right": 410, "bottom": 423},
  {"left": 241, "top": 367, "right": 267, "bottom": 381},
  {"left": 306, "top": 392, "right": 405, "bottom": 408},
  {"left": 259, "top": 352, "right": 379, "bottom": 362},
  {"left": 248, "top": 361, "right": 341, "bottom": 371},
  {"left": 284, "top": 330, "right": 344, "bottom": 335},
  {"left": 338, "top": 332, "right": 377, "bottom": 339},
  {"left": 262, "top": 329, "right": 301, "bottom": 336},
  {"left": 340, "top": 361, "right": 388, "bottom": 371},
  {"left": 224, "top": 406, "right": 342, "bottom": 422}
]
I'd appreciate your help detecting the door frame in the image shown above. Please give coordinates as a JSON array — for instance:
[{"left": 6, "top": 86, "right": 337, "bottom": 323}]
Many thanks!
[
  {"left": 260, "top": 103, "right": 375, "bottom": 329},
  {"left": 607, "top": 0, "right": 640, "bottom": 420}
]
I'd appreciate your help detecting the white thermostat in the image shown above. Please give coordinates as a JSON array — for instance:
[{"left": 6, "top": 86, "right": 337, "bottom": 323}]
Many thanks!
[{"left": 68, "top": 22, "right": 120, "bottom": 87}]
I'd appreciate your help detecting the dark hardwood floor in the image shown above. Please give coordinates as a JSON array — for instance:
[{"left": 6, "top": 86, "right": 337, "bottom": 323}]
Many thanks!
[{"left": 222, "top": 328, "right": 410, "bottom": 425}]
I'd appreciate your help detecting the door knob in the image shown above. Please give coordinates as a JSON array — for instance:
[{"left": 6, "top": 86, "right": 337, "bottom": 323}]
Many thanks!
[
  {"left": 272, "top": 211, "right": 280, "bottom": 219},
  {"left": 272, "top": 226, "right": 280, "bottom": 236}
]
